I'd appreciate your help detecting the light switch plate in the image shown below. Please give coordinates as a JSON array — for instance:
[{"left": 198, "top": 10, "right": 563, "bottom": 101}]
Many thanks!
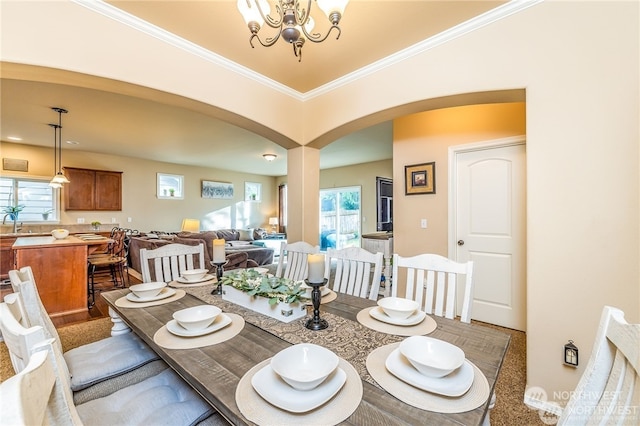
[{"left": 420, "top": 219, "right": 427, "bottom": 228}]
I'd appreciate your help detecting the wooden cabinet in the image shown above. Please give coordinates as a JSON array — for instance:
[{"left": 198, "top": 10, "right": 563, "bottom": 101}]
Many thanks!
[
  {"left": 13, "top": 236, "right": 89, "bottom": 316},
  {"left": 0, "top": 236, "right": 17, "bottom": 280},
  {"left": 64, "top": 167, "right": 122, "bottom": 211}
]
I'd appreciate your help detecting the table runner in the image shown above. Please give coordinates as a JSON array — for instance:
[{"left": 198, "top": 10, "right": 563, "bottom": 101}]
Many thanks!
[{"left": 184, "top": 284, "right": 402, "bottom": 386}]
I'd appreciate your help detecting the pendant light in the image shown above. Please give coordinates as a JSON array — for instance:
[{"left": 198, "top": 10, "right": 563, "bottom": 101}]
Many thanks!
[{"left": 49, "top": 107, "right": 69, "bottom": 187}]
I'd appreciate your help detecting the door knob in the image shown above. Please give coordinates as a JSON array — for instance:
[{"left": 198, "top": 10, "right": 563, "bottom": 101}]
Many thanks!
[{"left": 457, "top": 240, "right": 465, "bottom": 246}]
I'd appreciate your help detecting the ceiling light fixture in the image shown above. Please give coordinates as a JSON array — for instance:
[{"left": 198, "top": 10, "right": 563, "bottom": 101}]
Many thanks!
[
  {"left": 48, "top": 107, "right": 70, "bottom": 187},
  {"left": 237, "top": 0, "right": 349, "bottom": 61},
  {"left": 263, "top": 153, "right": 277, "bottom": 161}
]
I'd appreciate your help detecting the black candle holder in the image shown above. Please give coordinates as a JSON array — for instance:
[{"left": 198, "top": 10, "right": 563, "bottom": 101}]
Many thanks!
[
  {"left": 211, "top": 260, "right": 228, "bottom": 295},
  {"left": 305, "top": 278, "right": 328, "bottom": 331}
]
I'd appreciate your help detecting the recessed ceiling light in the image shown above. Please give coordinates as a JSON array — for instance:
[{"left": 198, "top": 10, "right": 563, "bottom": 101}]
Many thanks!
[
  {"left": 7, "top": 136, "right": 22, "bottom": 141},
  {"left": 66, "top": 140, "right": 79, "bottom": 145}
]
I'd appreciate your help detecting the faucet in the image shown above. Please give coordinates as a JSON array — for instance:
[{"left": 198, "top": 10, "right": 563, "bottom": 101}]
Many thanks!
[{"left": 2, "top": 214, "right": 21, "bottom": 234}]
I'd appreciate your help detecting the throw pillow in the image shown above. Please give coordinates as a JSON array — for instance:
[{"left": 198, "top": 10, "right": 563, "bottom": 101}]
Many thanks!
[{"left": 238, "top": 229, "right": 254, "bottom": 241}]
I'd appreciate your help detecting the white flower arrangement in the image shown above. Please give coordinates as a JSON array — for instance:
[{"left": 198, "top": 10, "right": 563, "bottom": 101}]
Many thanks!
[{"left": 219, "top": 269, "right": 306, "bottom": 305}]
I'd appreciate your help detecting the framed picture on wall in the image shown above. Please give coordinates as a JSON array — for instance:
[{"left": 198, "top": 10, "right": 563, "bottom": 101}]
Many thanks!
[
  {"left": 202, "top": 180, "right": 234, "bottom": 199},
  {"left": 405, "top": 162, "right": 435, "bottom": 195}
]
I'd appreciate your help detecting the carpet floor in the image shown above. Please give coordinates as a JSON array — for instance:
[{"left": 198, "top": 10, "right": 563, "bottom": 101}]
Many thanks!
[{"left": 0, "top": 272, "right": 551, "bottom": 425}]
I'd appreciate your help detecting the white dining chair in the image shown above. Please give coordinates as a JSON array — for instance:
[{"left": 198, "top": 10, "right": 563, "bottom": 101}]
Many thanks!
[
  {"left": 275, "top": 241, "right": 319, "bottom": 281},
  {"left": 391, "top": 253, "right": 474, "bottom": 323},
  {"left": 325, "top": 247, "right": 384, "bottom": 300},
  {"left": 557, "top": 305, "right": 639, "bottom": 425},
  {"left": 8, "top": 267, "right": 159, "bottom": 393},
  {"left": 0, "top": 307, "right": 222, "bottom": 426},
  {"left": 139, "top": 243, "right": 206, "bottom": 283}
]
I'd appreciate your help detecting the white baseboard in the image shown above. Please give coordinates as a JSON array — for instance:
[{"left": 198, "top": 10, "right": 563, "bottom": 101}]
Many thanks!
[{"left": 524, "top": 393, "right": 563, "bottom": 417}]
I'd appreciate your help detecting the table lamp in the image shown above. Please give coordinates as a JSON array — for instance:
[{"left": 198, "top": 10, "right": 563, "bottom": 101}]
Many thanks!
[
  {"left": 269, "top": 217, "right": 278, "bottom": 233},
  {"left": 181, "top": 218, "right": 200, "bottom": 233}
]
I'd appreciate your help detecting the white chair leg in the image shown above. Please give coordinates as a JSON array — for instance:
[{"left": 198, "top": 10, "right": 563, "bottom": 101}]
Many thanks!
[
  {"left": 108, "top": 306, "right": 131, "bottom": 336},
  {"left": 482, "top": 391, "right": 496, "bottom": 426}
]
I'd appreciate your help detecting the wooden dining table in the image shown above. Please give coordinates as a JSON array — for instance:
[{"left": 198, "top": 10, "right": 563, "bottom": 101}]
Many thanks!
[{"left": 101, "top": 287, "right": 510, "bottom": 425}]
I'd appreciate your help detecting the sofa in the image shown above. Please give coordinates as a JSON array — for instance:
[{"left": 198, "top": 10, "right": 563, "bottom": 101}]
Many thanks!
[{"left": 128, "top": 229, "right": 274, "bottom": 276}]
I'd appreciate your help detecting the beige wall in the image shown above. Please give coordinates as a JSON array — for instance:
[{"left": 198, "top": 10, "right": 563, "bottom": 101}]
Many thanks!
[
  {"left": 393, "top": 103, "right": 526, "bottom": 257},
  {"left": 2, "top": 0, "right": 639, "bottom": 412},
  {"left": 1, "top": 142, "right": 278, "bottom": 232}
]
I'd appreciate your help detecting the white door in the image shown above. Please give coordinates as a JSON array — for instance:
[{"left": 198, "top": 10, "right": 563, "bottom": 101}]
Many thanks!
[{"left": 451, "top": 140, "right": 526, "bottom": 331}]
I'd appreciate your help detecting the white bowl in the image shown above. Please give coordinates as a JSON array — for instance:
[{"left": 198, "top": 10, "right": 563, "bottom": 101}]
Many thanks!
[
  {"left": 172, "top": 305, "right": 221, "bottom": 331},
  {"left": 51, "top": 229, "right": 69, "bottom": 239},
  {"left": 180, "top": 268, "right": 208, "bottom": 282},
  {"left": 270, "top": 343, "right": 339, "bottom": 391},
  {"left": 129, "top": 282, "right": 167, "bottom": 299},
  {"left": 399, "top": 335, "right": 466, "bottom": 378},
  {"left": 377, "top": 297, "right": 419, "bottom": 319}
]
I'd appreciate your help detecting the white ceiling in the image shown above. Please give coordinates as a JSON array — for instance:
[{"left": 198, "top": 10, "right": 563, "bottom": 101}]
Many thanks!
[{"left": 0, "top": 1, "right": 506, "bottom": 176}]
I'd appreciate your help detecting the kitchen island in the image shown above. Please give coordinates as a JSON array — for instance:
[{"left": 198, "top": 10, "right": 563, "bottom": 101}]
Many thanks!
[{"left": 12, "top": 235, "right": 109, "bottom": 316}]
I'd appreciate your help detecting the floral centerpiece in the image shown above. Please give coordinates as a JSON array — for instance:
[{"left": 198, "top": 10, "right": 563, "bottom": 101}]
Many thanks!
[{"left": 219, "top": 269, "right": 308, "bottom": 322}]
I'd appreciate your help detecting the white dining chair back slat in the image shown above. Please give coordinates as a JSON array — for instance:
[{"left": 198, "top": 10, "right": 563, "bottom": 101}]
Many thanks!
[
  {"left": 275, "top": 241, "right": 319, "bottom": 281},
  {"left": 0, "top": 300, "right": 47, "bottom": 373},
  {"left": 0, "top": 350, "right": 57, "bottom": 426},
  {"left": 558, "top": 306, "right": 640, "bottom": 425},
  {"left": 326, "top": 247, "right": 383, "bottom": 300},
  {"left": 392, "top": 253, "right": 474, "bottom": 323},
  {"left": 140, "top": 243, "right": 206, "bottom": 282}
]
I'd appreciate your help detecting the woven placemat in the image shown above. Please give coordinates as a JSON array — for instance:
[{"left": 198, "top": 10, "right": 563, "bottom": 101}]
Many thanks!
[
  {"left": 169, "top": 278, "right": 217, "bottom": 288},
  {"left": 366, "top": 342, "right": 489, "bottom": 413},
  {"left": 115, "top": 289, "right": 186, "bottom": 308},
  {"left": 356, "top": 307, "right": 437, "bottom": 336},
  {"left": 236, "top": 357, "right": 362, "bottom": 425},
  {"left": 153, "top": 313, "right": 245, "bottom": 349},
  {"left": 301, "top": 290, "right": 337, "bottom": 305}
]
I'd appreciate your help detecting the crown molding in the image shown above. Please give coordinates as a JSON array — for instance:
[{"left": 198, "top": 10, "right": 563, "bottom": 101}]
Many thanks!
[{"left": 73, "top": 0, "right": 543, "bottom": 102}]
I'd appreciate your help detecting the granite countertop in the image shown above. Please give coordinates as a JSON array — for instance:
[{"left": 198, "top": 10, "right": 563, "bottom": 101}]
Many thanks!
[{"left": 362, "top": 232, "right": 393, "bottom": 240}]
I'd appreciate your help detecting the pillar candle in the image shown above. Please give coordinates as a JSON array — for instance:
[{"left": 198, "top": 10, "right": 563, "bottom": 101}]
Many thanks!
[
  {"left": 213, "top": 239, "right": 226, "bottom": 263},
  {"left": 307, "top": 254, "right": 325, "bottom": 283}
]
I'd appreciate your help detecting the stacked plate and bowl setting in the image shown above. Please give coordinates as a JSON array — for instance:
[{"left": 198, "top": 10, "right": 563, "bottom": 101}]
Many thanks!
[
  {"left": 370, "top": 296, "right": 426, "bottom": 326},
  {"left": 386, "top": 335, "right": 474, "bottom": 397},
  {"left": 250, "top": 343, "right": 347, "bottom": 413},
  {"left": 166, "top": 304, "right": 232, "bottom": 337},
  {"left": 176, "top": 268, "right": 214, "bottom": 284},
  {"left": 127, "top": 282, "right": 176, "bottom": 302}
]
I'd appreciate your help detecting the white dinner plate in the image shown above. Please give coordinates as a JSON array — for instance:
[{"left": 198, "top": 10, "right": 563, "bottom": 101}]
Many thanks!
[
  {"left": 126, "top": 287, "right": 176, "bottom": 303},
  {"left": 176, "top": 274, "right": 215, "bottom": 284},
  {"left": 385, "top": 348, "right": 474, "bottom": 397},
  {"left": 166, "top": 314, "right": 232, "bottom": 337},
  {"left": 251, "top": 364, "right": 346, "bottom": 413},
  {"left": 369, "top": 306, "right": 426, "bottom": 326}
]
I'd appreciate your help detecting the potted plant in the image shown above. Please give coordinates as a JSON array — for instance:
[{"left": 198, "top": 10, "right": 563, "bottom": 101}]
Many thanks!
[
  {"left": 2, "top": 204, "right": 25, "bottom": 220},
  {"left": 91, "top": 221, "right": 101, "bottom": 230},
  {"left": 219, "top": 269, "right": 307, "bottom": 322},
  {"left": 42, "top": 209, "right": 53, "bottom": 220},
  {"left": 169, "top": 188, "right": 175, "bottom": 197}
]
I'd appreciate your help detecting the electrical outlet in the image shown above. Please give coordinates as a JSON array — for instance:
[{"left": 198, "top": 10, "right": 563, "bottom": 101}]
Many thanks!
[
  {"left": 127, "top": 217, "right": 132, "bottom": 223},
  {"left": 421, "top": 219, "right": 427, "bottom": 228},
  {"left": 111, "top": 217, "right": 117, "bottom": 223},
  {"left": 77, "top": 218, "right": 85, "bottom": 224}
]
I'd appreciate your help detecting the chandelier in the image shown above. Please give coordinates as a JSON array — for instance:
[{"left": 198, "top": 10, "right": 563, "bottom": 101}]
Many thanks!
[
  {"left": 237, "top": 0, "right": 349, "bottom": 61},
  {"left": 48, "top": 107, "right": 70, "bottom": 188}
]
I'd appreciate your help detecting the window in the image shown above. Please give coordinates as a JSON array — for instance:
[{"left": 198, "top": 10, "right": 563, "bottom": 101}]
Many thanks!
[
  {"left": 319, "top": 186, "right": 361, "bottom": 251},
  {"left": 0, "top": 177, "right": 57, "bottom": 222},
  {"left": 157, "top": 173, "right": 184, "bottom": 199}
]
